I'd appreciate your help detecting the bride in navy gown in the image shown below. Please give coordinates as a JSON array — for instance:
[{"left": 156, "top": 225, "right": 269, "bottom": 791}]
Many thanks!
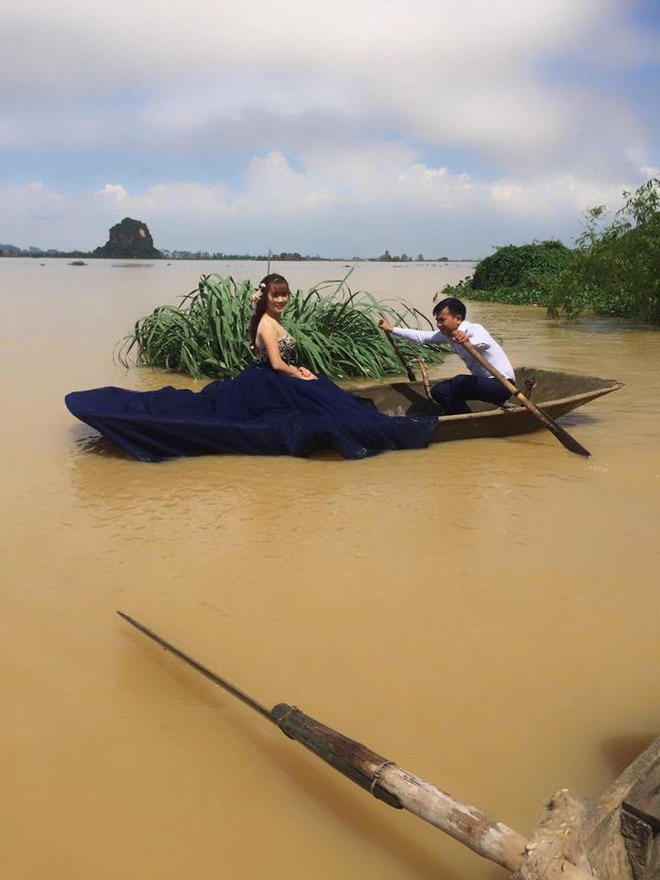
[{"left": 65, "top": 274, "right": 438, "bottom": 461}]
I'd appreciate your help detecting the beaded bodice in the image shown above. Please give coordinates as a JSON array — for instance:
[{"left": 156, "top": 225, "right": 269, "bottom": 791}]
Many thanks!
[{"left": 257, "top": 332, "right": 296, "bottom": 365}]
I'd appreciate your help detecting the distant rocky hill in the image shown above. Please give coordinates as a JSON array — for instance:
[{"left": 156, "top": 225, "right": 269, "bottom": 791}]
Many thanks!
[
  {"left": 93, "top": 217, "right": 162, "bottom": 259},
  {"left": 1, "top": 217, "right": 163, "bottom": 259}
]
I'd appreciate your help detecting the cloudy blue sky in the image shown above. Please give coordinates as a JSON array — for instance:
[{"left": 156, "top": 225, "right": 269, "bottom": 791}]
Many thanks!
[{"left": 2, "top": 0, "right": 658, "bottom": 258}]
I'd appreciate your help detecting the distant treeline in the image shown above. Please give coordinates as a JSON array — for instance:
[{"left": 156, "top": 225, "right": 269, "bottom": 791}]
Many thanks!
[
  {"left": 2, "top": 216, "right": 461, "bottom": 262},
  {"left": 0, "top": 245, "right": 455, "bottom": 262},
  {"left": 0, "top": 245, "right": 91, "bottom": 258},
  {"left": 442, "top": 177, "right": 660, "bottom": 325}
]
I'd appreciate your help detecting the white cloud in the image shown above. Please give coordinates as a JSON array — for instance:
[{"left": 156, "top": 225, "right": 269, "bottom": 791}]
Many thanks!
[
  {"left": 96, "top": 184, "right": 130, "bottom": 200},
  {"left": 0, "top": 152, "right": 636, "bottom": 257},
  {"left": 0, "top": 1, "right": 657, "bottom": 254},
  {"left": 1, "top": 0, "right": 655, "bottom": 171}
]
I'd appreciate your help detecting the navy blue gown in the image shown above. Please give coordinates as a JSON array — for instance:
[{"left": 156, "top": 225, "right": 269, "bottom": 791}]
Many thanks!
[{"left": 65, "top": 338, "right": 438, "bottom": 461}]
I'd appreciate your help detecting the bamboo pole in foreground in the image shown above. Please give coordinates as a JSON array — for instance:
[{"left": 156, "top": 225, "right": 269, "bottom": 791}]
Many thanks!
[
  {"left": 271, "top": 703, "right": 528, "bottom": 871},
  {"left": 378, "top": 764, "right": 528, "bottom": 870},
  {"left": 121, "top": 613, "right": 659, "bottom": 879},
  {"left": 118, "top": 612, "right": 527, "bottom": 871}
]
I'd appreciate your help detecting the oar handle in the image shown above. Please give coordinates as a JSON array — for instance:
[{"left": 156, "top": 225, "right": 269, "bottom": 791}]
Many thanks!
[
  {"left": 461, "top": 341, "right": 553, "bottom": 425},
  {"left": 460, "top": 340, "right": 516, "bottom": 394},
  {"left": 382, "top": 329, "right": 417, "bottom": 382},
  {"left": 418, "top": 357, "right": 433, "bottom": 400}
]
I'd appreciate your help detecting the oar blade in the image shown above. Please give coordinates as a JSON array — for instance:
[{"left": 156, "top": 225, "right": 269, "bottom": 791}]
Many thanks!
[
  {"left": 521, "top": 396, "right": 591, "bottom": 457},
  {"left": 546, "top": 420, "right": 591, "bottom": 458}
]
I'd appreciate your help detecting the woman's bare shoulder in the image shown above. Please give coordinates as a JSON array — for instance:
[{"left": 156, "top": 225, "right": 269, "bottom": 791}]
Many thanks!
[
  {"left": 256, "top": 316, "right": 277, "bottom": 340},
  {"left": 258, "top": 316, "right": 287, "bottom": 341}
]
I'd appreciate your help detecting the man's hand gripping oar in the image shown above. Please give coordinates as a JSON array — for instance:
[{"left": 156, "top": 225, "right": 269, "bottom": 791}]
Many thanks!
[{"left": 378, "top": 317, "right": 434, "bottom": 399}]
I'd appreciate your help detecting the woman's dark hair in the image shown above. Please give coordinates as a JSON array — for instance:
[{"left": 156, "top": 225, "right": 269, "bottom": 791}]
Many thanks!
[
  {"left": 432, "top": 296, "right": 466, "bottom": 320},
  {"left": 249, "top": 274, "right": 291, "bottom": 347}
]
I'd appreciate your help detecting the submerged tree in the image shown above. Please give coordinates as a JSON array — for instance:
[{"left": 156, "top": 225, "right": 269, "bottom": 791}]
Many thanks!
[
  {"left": 541, "top": 178, "right": 660, "bottom": 322},
  {"left": 470, "top": 240, "right": 572, "bottom": 294},
  {"left": 442, "top": 178, "right": 660, "bottom": 324}
]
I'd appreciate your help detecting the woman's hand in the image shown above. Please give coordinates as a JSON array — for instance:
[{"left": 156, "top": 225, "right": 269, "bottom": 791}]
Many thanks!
[
  {"left": 298, "top": 367, "right": 318, "bottom": 380},
  {"left": 378, "top": 317, "right": 394, "bottom": 333}
]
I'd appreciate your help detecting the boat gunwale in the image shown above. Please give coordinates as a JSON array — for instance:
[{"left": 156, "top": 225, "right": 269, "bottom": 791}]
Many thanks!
[{"left": 431, "top": 380, "right": 624, "bottom": 425}]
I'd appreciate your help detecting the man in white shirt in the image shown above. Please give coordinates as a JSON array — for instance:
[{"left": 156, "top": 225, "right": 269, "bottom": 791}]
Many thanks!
[{"left": 378, "top": 297, "right": 515, "bottom": 415}]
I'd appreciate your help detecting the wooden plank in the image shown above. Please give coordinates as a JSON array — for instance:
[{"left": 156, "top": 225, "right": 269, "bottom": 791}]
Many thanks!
[
  {"left": 585, "top": 737, "right": 660, "bottom": 880},
  {"left": 623, "top": 764, "right": 660, "bottom": 831},
  {"left": 621, "top": 752, "right": 660, "bottom": 880}
]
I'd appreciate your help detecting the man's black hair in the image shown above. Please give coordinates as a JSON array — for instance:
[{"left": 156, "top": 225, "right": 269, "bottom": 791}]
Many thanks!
[{"left": 432, "top": 297, "right": 466, "bottom": 320}]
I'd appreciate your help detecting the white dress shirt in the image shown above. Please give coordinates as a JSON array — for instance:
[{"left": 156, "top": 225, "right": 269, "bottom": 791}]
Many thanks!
[{"left": 392, "top": 320, "right": 515, "bottom": 381}]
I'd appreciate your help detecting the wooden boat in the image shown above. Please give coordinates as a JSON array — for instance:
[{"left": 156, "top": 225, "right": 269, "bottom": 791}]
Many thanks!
[
  {"left": 66, "top": 366, "right": 621, "bottom": 461},
  {"left": 354, "top": 367, "right": 622, "bottom": 443}
]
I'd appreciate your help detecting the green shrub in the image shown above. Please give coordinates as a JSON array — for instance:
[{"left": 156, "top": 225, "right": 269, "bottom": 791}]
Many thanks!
[
  {"left": 441, "top": 241, "right": 573, "bottom": 307},
  {"left": 442, "top": 178, "right": 660, "bottom": 324},
  {"left": 471, "top": 240, "right": 572, "bottom": 290},
  {"left": 540, "top": 179, "right": 660, "bottom": 321}
]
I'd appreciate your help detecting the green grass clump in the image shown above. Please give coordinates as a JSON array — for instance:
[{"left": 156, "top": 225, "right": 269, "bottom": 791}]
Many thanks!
[{"left": 119, "top": 273, "right": 447, "bottom": 380}]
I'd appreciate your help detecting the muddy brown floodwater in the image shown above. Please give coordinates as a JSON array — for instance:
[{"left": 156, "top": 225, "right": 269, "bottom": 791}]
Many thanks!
[{"left": 1, "top": 258, "right": 658, "bottom": 879}]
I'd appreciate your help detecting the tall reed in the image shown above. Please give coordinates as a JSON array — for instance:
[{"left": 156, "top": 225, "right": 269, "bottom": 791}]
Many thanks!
[{"left": 119, "top": 274, "right": 446, "bottom": 380}]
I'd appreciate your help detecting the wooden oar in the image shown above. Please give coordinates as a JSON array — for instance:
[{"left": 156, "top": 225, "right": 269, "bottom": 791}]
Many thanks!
[
  {"left": 117, "top": 611, "right": 528, "bottom": 872},
  {"left": 460, "top": 339, "right": 591, "bottom": 458},
  {"left": 382, "top": 329, "right": 416, "bottom": 382},
  {"left": 417, "top": 356, "right": 433, "bottom": 400}
]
